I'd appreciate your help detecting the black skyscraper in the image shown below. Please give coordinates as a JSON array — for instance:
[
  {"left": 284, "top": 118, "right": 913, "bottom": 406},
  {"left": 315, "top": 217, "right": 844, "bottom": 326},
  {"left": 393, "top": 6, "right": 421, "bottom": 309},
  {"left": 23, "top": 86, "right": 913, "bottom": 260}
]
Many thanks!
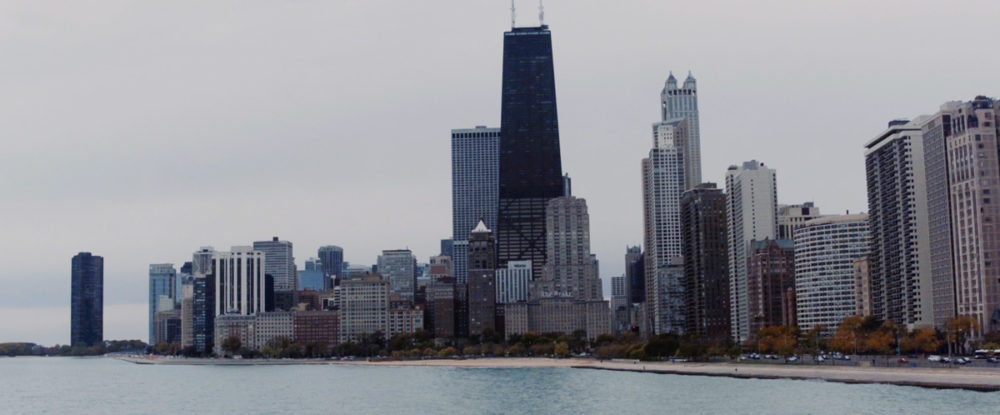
[
  {"left": 497, "top": 25, "right": 564, "bottom": 277},
  {"left": 71, "top": 252, "right": 103, "bottom": 348},
  {"left": 192, "top": 275, "right": 215, "bottom": 355}
]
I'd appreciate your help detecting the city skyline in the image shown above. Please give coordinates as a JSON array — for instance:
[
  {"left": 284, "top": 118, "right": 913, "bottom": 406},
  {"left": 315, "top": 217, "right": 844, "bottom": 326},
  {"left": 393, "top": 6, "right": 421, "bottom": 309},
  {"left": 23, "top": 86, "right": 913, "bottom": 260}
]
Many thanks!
[{"left": 2, "top": 1, "right": 999, "bottom": 344}]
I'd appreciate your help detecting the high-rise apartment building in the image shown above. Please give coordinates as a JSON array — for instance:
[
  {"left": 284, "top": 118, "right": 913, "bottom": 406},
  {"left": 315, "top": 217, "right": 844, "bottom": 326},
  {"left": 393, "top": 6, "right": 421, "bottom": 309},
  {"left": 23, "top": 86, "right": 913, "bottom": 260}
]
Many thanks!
[
  {"left": 746, "top": 239, "right": 796, "bottom": 335},
  {"left": 794, "top": 214, "right": 869, "bottom": 336},
  {"left": 661, "top": 71, "right": 701, "bottom": 190},
  {"left": 339, "top": 273, "right": 389, "bottom": 343},
  {"left": 939, "top": 97, "right": 1000, "bottom": 334},
  {"left": 148, "top": 263, "right": 177, "bottom": 344},
  {"left": 71, "top": 252, "right": 103, "bottom": 348},
  {"left": 452, "top": 126, "right": 500, "bottom": 285},
  {"left": 253, "top": 237, "right": 296, "bottom": 301},
  {"left": 921, "top": 111, "right": 956, "bottom": 328},
  {"left": 213, "top": 246, "right": 267, "bottom": 316},
  {"left": 497, "top": 24, "right": 565, "bottom": 278},
  {"left": 921, "top": 109, "right": 957, "bottom": 328},
  {"left": 467, "top": 220, "right": 497, "bottom": 336},
  {"left": 777, "top": 203, "right": 823, "bottom": 240},
  {"left": 317, "top": 245, "right": 344, "bottom": 289},
  {"left": 377, "top": 249, "right": 417, "bottom": 303},
  {"left": 680, "top": 183, "right": 730, "bottom": 342},
  {"left": 725, "top": 160, "right": 778, "bottom": 343},
  {"left": 865, "top": 120, "right": 933, "bottom": 328},
  {"left": 642, "top": 118, "right": 688, "bottom": 335}
]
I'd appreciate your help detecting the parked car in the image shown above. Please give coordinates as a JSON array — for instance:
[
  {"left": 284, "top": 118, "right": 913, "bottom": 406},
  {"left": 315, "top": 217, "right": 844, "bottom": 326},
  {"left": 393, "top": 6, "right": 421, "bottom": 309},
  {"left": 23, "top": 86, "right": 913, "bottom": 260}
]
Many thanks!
[
  {"left": 840, "top": 355, "right": 851, "bottom": 361},
  {"left": 897, "top": 358, "right": 909, "bottom": 364},
  {"left": 927, "top": 355, "right": 942, "bottom": 362},
  {"left": 987, "top": 357, "right": 999, "bottom": 364},
  {"left": 814, "top": 356, "right": 826, "bottom": 362},
  {"left": 787, "top": 356, "right": 799, "bottom": 362}
]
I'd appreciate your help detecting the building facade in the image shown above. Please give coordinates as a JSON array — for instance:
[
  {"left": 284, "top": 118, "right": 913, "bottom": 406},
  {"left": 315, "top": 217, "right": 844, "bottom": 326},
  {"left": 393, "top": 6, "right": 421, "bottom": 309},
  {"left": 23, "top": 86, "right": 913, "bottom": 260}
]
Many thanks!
[
  {"left": 339, "top": 274, "right": 389, "bottom": 343},
  {"left": 539, "top": 197, "right": 602, "bottom": 301},
  {"left": 642, "top": 118, "right": 687, "bottom": 335},
  {"left": 725, "top": 160, "right": 778, "bottom": 343},
  {"left": 680, "top": 183, "right": 731, "bottom": 342},
  {"left": 746, "top": 239, "right": 796, "bottom": 336},
  {"left": 293, "top": 311, "right": 340, "bottom": 349},
  {"left": 213, "top": 246, "right": 267, "bottom": 316},
  {"left": 71, "top": 252, "right": 103, "bottom": 348},
  {"left": 497, "top": 25, "right": 565, "bottom": 279},
  {"left": 661, "top": 71, "right": 701, "bottom": 190},
  {"left": 377, "top": 250, "right": 417, "bottom": 303},
  {"left": 317, "top": 245, "right": 344, "bottom": 289},
  {"left": 253, "top": 237, "right": 296, "bottom": 295},
  {"left": 148, "top": 263, "right": 177, "bottom": 344},
  {"left": 865, "top": 120, "right": 934, "bottom": 328},
  {"left": 794, "top": 214, "right": 869, "bottom": 336},
  {"left": 496, "top": 260, "right": 531, "bottom": 304},
  {"left": 941, "top": 97, "right": 1000, "bottom": 334},
  {"left": 854, "top": 257, "right": 872, "bottom": 317},
  {"left": 467, "top": 220, "right": 497, "bottom": 336},
  {"left": 777, "top": 203, "right": 823, "bottom": 240},
  {"left": 452, "top": 126, "right": 500, "bottom": 285}
]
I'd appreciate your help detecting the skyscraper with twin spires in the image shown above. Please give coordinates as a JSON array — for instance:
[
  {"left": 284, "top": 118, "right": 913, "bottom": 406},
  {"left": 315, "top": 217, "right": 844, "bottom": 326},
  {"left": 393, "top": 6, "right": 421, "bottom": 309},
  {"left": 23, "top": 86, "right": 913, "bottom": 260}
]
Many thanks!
[
  {"left": 662, "top": 72, "right": 701, "bottom": 190},
  {"left": 497, "top": 23, "right": 565, "bottom": 278}
]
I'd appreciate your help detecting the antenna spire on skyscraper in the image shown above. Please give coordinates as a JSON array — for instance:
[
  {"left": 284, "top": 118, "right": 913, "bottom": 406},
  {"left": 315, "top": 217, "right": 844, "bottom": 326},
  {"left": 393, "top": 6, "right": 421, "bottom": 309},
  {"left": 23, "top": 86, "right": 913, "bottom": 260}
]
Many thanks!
[
  {"left": 539, "top": 0, "right": 545, "bottom": 25},
  {"left": 511, "top": 0, "right": 516, "bottom": 28}
]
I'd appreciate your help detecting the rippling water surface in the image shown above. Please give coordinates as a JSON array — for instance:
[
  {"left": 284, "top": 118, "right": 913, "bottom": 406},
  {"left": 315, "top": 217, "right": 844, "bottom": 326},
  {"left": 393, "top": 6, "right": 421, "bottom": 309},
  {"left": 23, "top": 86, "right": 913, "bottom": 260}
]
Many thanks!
[{"left": 1, "top": 357, "right": 998, "bottom": 414}]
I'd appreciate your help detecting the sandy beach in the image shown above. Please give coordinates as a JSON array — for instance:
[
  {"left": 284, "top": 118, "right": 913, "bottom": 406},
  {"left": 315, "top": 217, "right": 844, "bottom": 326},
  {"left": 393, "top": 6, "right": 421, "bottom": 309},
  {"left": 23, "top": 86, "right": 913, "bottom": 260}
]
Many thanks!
[{"left": 116, "top": 356, "right": 1000, "bottom": 391}]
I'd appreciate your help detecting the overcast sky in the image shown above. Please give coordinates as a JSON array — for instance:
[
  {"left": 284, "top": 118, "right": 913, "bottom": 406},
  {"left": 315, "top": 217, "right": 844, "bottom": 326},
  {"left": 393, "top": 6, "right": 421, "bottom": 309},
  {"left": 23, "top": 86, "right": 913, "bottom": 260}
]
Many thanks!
[{"left": 1, "top": 0, "right": 997, "bottom": 345}]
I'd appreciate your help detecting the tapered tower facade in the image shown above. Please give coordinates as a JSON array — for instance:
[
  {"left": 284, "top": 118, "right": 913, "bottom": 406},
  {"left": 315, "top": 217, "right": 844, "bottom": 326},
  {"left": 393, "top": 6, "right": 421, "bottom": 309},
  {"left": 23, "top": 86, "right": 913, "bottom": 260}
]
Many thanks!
[{"left": 497, "top": 24, "right": 565, "bottom": 278}]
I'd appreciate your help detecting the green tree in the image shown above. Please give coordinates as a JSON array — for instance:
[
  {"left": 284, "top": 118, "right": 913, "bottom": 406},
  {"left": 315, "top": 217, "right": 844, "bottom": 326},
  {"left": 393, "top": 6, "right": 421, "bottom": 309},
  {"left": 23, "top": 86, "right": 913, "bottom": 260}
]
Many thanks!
[
  {"left": 554, "top": 342, "right": 570, "bottom": 357},
  {"left": 221, "top": 335, "right": 241, "bottom": 357},
  {"left": 644, "top": 333, "right": 680, "bottom": 358}
]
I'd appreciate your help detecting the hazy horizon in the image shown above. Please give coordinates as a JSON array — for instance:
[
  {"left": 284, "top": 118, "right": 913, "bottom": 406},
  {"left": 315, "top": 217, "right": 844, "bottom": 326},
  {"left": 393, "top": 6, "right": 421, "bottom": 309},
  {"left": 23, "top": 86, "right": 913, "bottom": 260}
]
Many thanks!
[{"left": 2, "top": 0, "right": 998, "bottom": 345}]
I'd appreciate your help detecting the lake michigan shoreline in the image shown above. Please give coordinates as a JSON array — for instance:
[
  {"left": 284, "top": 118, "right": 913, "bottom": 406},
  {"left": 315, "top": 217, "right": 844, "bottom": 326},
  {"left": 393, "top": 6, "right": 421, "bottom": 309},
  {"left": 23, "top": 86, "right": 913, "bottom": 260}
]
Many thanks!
[{"left": 114, "top": 356, "right": 1000, "bottom": 392}]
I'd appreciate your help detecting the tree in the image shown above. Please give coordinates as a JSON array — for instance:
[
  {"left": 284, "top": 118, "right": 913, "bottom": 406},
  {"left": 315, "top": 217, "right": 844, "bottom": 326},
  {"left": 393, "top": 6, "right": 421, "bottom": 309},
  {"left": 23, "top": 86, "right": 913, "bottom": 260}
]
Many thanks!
[
  {"left": 831, "top": 315, "right": 863, "bottom": 354},
  {"left": 438, "top": 347, "right": 457, "bottom": 358},
  {"left": 946, "top": 315, "right": 981, "bottom": 355},
  {"left": 554, "top": 342, "right": 570, "bottom": 357},
  {"left": 221, "top": 335, "right": 241, "bottom": 357},
  {"left": 644, "top": 334, "right": 680, "bottom": 358},
  {"left": 901, "top": 327, "right": 940, "bottom": 354},
  {"left": 757, "top": 326, "right": 797, "bottom": 356}
]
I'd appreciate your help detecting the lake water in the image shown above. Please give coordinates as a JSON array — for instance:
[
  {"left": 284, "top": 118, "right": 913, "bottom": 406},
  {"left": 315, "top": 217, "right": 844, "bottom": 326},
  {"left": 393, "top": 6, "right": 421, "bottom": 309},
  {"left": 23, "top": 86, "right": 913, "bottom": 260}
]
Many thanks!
[{"left": 1, "top": 357, "right": 998, "bottom": 414}]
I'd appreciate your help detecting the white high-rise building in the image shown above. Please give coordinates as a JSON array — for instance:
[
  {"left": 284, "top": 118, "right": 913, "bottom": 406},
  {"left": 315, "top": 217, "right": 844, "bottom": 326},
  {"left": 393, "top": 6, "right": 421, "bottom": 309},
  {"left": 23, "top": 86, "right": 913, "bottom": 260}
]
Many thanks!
[
  {"left": 642, "top": 118, "right": 688, "bottom": 335},
  {"left": 794, "top": 214, "right": 869, "bottom": 336},
  {"left": 725, "top": 160, "right": 778, "bottom": 343},
  {"left": 661, "top": 71, "right": 701, "bottom": 190},
  {"left": 496, "top": 260, "right": 531, "bottom": 304},
  {"left": 213, "top": 246, "right": 267, "bottom": 316},
  {"left": 865, "top": 120, "right": 933, "bottom": 328}
]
